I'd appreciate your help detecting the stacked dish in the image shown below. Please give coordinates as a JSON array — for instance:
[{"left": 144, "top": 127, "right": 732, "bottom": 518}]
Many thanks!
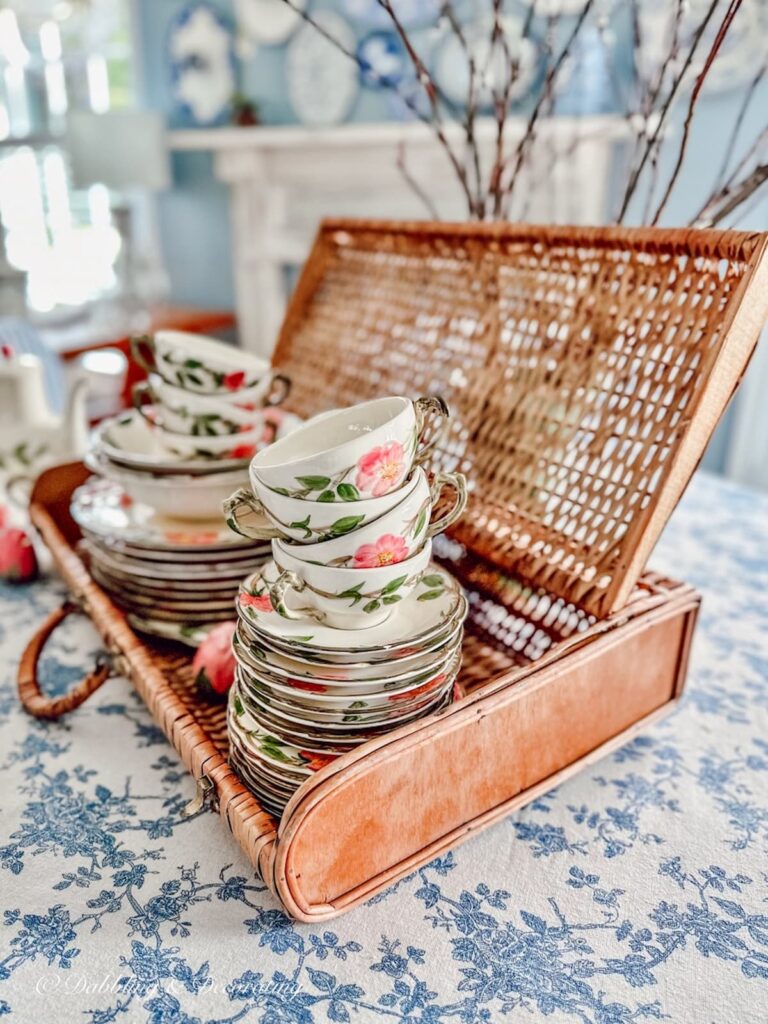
[
  {"left": 224, "top": 395, "right": 469, "bottom": 816},
  {"left": 75, "top": 332, "right": 303, "bottom": 643},
  {"left": 72, "top": 477, "right": 272, "bottom": 644},
  {"left": 88, "top": 330, "right": 300, "bottom": 522}
]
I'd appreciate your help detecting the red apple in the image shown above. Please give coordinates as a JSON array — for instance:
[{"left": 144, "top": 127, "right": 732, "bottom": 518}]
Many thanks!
[{"left": 192, "top": 621, "right": 236, "bottom": 702}]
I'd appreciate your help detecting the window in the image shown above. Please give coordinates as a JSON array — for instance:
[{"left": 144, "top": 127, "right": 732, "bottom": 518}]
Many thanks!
[{"left": 0, "top": 1, "right": 134, "bottom": 312}]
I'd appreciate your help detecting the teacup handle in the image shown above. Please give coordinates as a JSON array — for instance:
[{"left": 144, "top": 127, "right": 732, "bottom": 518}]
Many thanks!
[
  {"left": 131, "top": 380, "right": 158, "bottom": 427},
  {"left": 223, "top": 488, "right": 281, "bottom": 541},
  {"left": 269, "top": 570, "right": 323, "bottom": 621},
  {"left": 130, "top": 334, "right": 156, "bottom": 373},
  {"left": 414, "top": 395, "right": 449, "bottom": 465},
  {"left": 264, "top": 372, "right": 292, "bottom": 408},
  {"left": 427, "top": 471, "right": 468, "bottom": 537}
]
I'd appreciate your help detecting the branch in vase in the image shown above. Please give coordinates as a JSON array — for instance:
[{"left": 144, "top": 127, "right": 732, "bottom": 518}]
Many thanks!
[
  {"left": 395, "top": 141, "right": 440, "bottom": 219},
  {"left": 488, "top": 0, "right": 538, "bottom": 219},
  {"left": 439, "top": 1, "right": 485, "bottom": 217},
  {"left": 712, "top": 59, "right": 767, "bottom": 194},
  {"left": 375, "top": 0, "right": 479, "bottom": 217},
  {"left": 277, "top": 0, "right": 477, "bottom": 217},
  {"left": 615, "top": 0, "right": 722, "bottom": 223},
  {"left": 624, "top": 0, "right": 684, "bottom": 222},
  {"left": 499, "top": 0, "right": 596, "bottom": 218},
  {"left": 651, "top": 0, "right": 745, "bottom": 225},
  {"left": 697, "top": 162, "right": 768, "bottom": 226}
]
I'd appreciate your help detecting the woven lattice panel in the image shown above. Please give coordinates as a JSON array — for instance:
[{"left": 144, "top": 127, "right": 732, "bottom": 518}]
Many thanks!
[{"left": 274, "top": 221, "right": 768, "bottom": 617}]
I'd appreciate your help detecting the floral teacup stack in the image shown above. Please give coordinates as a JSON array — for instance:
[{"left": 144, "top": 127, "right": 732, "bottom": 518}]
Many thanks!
[
  {"left": 131, "top": 330, "right": 293, "bottom": 461},
  {"left": 75, "top": 332, "right": 303, "bottom": 644},
  {"left": 223, "top": 395, "right": 469, "bottom": 817}
]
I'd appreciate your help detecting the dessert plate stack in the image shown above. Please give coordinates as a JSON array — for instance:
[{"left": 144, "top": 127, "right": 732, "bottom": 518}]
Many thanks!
[
  {"left": 72, "top": 477, "right": 272, "bottom": 644},
  {"left": 224, "top": 395, "right": 469, "bottom": 816}
]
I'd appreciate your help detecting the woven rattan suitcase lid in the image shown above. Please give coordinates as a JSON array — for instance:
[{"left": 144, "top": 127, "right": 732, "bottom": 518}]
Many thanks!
[{"left": 273, "top": 220, "right": 768, "bottom": 618}]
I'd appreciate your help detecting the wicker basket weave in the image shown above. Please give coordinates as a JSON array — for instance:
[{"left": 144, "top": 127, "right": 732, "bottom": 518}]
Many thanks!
[{"left": 20, "top": 220, "right": 768, "bottom": 920}]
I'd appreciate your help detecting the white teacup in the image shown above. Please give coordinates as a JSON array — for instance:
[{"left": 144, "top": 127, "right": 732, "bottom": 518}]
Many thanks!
[
  {"left": 224, "top": 468, "right": 420, "bottom": 544},
  {"left": 133, "top": 373, "right": 291, "bottom": 436},
  {"left": 280, "top": 469, "right": 466, "bottom": 567},
  {"left": 250, "top": 395, "right": 448, "bottom": 502},
  {"left": 269, "top": 538, "right": 433, "bottom": 629},
  {"left": 131, "top": 330, "right": 275, "bottom": 395},
  {"left": 149, "top": 410, "right": 283, "bottom": 461}
]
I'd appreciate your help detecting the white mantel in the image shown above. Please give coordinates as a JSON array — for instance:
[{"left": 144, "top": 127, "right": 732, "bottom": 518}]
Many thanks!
[{"left": 168, "top": 116, "right": 632, "bottom": 356}]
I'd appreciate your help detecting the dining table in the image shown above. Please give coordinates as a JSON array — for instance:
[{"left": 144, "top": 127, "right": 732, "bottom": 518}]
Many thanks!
[{"left": 1, "top": 468, "right": 766, "bottom": 1024}]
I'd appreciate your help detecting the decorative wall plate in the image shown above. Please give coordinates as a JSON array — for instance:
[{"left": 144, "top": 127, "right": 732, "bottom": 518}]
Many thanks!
[
  {"left": 636, "top": 0, "right": 765, "bottom": 94},
  {"left": 433, "top": 15, "right": 539, "bottom": 109},
  {"left": 286, "top": 10, "right": 359, "bottom": 126},
  {"left": 356, "top": 29, "right": 408, "bottom": 89},
  {"left": 234, "top": 0, "right": 306, "bottom": 47},
  {"left": 168, "top": 1, "right": 236, "bottom": 126}
]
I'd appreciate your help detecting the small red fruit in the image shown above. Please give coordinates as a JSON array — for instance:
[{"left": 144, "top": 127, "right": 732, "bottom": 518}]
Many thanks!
[
  {"left": 0, "top": 527, "right": 39, "bottom": 583},
  {"left": 192, "top": 621, "right": 236, "bottom": 702}
]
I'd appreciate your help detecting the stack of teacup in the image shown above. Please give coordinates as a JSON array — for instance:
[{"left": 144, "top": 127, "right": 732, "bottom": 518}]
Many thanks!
[
  {"left": 130, "top": 330, "right": 293, "bottom": 459},
  {"left": 86, "top": 331, "right": 300, "bottom": 522},
  {"left": 223, "top": 395, "right": 468, "bottom": 816}
]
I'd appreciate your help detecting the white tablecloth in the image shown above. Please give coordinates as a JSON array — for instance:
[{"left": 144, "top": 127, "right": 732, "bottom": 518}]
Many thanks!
[{"left": 1, "top": 471, "right": 767, "bottom": 1024}]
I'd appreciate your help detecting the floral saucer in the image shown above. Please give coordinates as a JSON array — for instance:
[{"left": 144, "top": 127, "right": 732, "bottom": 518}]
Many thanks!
[
  {"left": 127, "top": 615, "right": 222, "bottom": 647},
  {"left": 237, "top": 560, "right": 466, "bottom": 654},
  {"left": 82, "top": 538, "right": 268, "bottom": 582},
  {"left": 95, "top": 410, "right": 303, "bottom": 475},
  {"left": 85, "top": 531, "right": 271, "bottom": 565},
  {"left": 229, "top": 702, "right": 327, "bottom": 775},
  {"left": 236, "top": 614, "right": 464, "bottom": 675},
  {"left": 240, "top": 675, "right": 455, "bottom": 729},
  {"left": 233, "top": 628, "right": 462, "bottom": 695},
  {"left": 91, "top": 574, "right": 237, "bottom": 615},
  {"left": 73, "top": 478, "right": 269, "bottom": 551}
]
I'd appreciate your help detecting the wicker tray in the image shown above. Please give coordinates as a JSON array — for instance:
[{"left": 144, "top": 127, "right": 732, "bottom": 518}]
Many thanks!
[{"left": 20, "top": 220, "right": 768, "bottom": 920}]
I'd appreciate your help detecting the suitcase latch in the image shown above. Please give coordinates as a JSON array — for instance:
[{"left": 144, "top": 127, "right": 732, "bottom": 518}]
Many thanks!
[{"left": 183, "top": 773, "right": 215, "bottom": 817}]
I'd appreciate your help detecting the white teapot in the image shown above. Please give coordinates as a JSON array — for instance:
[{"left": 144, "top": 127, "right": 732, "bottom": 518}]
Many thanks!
[{"left": 0, "top": 349, "right": 89, "bottom": 479}]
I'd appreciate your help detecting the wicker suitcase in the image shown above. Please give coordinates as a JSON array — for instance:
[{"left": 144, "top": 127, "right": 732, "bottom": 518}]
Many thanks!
[{"left": 19, "top": 221, "right": 768, "bottom": 921}]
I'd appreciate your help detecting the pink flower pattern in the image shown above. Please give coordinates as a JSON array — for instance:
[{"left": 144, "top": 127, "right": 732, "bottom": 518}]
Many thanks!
[
  {"left": 240, "top": 591, "right": 274, "bottom": 613},
  {"left": 353, "top": 533, "right": 409, "bottom": 568},
  {"left": 355, "top": 442, "right": 407, "bottom": 497}
]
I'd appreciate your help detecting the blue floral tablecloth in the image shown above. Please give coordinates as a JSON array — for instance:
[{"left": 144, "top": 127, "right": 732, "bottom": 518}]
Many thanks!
[{"left": 1, "top": 471, "right": 767, "bottom": 1024}]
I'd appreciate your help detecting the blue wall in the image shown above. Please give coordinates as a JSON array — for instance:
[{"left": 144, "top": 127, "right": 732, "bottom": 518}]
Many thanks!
[{"left": 136, "top": 1, "right": 767, "bottom": 472}]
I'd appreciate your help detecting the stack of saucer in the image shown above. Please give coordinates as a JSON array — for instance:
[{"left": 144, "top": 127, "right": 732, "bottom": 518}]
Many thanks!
[
  {"left": 72, "top": 477, "right": 272, "bottom": 644},
  {"left": 224, "top": 395, "right": 469, "bottom": 816}
]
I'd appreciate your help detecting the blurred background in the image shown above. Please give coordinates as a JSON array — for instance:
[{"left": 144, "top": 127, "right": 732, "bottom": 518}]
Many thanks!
[{"left": 0, "top": 0, "right": 766, "bottom": 490}]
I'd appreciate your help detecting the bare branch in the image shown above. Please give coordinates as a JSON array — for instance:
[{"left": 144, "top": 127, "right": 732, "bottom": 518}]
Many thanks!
[
  {"left": 499, "top": 0, "right": 595, "bottom": 215},
  {"left": 615, "top": 0, "right": 722, "bottom": 223},
  {"left": 440, "top": 2, "right": 484, "bottom": 217},
  {"left": 488, "top": 0, "right": 538, "bottom": 218},
  {"left": 396, "top": 141, "right": 440, "bottom": 219},
  {"left": 651, "top": 0, "right": 744, "bottom": 225},
  {"left": 276, "top": 0, "right": 477, "bottom": 216},
  {"left": 712, "top": 59, "right": 767, "bottom": 192},
  {"left": 375, "top": 0, "right": 478, "bottom": 216},
  {"left": 699, "top": 162, "right": 768, "bottom": 225}
]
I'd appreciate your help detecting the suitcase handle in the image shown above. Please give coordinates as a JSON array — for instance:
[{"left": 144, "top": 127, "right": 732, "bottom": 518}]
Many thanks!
[{"left": 18, "top": 600, "right": 114, "bottom": 720}]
